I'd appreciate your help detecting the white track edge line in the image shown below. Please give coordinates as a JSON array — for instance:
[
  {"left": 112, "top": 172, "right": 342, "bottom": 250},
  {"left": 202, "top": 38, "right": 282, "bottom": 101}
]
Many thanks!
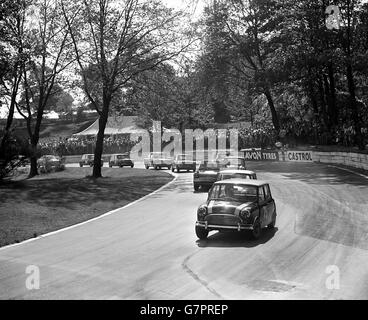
[{"left": 0, "top": 171, "right": 178, "bottom": 252}]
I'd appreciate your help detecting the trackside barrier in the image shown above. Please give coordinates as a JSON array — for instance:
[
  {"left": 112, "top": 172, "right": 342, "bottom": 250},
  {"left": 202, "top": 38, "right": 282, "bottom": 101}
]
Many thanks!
[
  {"left": 64, "top": 150, "right": 368, "bottom": 171},
  {"left": 279, "top": 150, "right": 368, "bottom": 170}
]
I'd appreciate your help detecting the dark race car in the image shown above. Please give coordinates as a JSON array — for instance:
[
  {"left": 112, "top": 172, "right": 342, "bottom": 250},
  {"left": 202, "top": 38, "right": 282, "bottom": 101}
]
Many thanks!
[{"left": 193, "top": 161, "right": 226, "bottom": 191}]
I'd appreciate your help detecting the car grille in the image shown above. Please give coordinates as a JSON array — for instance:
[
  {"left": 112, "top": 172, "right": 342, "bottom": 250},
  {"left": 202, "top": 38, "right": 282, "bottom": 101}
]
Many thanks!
[
  {"left": 211, "top": 206, "right": 236, "bottom": 215},
  {"left": 206, "top": 214, "right": 240, "bottom": 226}
]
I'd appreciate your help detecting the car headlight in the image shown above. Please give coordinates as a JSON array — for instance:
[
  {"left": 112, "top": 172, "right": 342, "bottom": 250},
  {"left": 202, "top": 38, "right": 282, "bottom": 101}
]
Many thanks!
[
  {"left": 239, "top": 209, "right": 251, "bottom": 220},
  {"left": 197, "top": 205, "right": 208, "bottom": 218}
]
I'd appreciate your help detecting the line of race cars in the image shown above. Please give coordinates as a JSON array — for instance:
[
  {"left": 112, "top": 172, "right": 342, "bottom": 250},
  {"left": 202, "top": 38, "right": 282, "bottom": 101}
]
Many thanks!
[
  {"left": 142, "top": 151, "right": 277, "bottom": 242},
  {"left": 38, "top": 151, "right": 277, "bottom": 241}
]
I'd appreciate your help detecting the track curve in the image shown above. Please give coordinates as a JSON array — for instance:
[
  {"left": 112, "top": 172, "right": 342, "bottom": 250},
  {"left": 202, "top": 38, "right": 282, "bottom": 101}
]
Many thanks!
[{"left": 0, "top": 162, "right": 367, "bottom": 299}]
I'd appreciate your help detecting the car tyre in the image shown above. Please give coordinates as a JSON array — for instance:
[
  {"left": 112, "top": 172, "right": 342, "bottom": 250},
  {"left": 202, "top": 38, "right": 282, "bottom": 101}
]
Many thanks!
[
  {"left": 131, "top": 164, "right": 134, "bottom": 168},
  {"left": 195, "top": 226, "right": 208, "bottom": 240},
  {"left": 145, "top": 165, "right": 149, "bottom": 169},
  {"left": 176, "top": 167, "right": 180, "bottom": 173},
  {"left": 171, "top": 166, "right": 175, "bottom": 172},
  {"left": 194, "top": 184, "right": 200, "bottom": 191},
  {"left": 251, "top": 220, "right": 262, "bottom": 240},
  {"left": 79, "top": 163, "right": 83, "bottom": 167},
  {"left": 268, "top": 212, "right": 276, "bottom": 229}
]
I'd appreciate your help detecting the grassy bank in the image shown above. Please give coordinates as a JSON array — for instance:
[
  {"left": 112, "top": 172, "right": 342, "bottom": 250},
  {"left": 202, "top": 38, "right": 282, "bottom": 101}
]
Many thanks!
[{"left": 0, "top": 167, "right": 173, "bottom": 247}]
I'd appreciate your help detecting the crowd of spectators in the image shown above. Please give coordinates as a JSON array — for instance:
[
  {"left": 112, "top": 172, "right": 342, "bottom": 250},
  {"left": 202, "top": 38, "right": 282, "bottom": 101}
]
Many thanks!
[
  {"left": 238, "top": 121, "right": 368, "bottom": 149},
  {"left": 39, "top": 136, "right": 135, "bottom": 156}
]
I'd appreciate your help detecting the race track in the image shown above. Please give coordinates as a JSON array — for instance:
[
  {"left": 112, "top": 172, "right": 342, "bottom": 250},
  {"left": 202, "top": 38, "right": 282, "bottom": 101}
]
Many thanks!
[{"left": 0, "top": 162, "right": 367, "bottom": 299}]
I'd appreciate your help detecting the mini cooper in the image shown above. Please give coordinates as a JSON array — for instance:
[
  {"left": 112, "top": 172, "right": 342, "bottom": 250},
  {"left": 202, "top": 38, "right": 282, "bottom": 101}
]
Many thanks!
[
  {"left": 109, "top": 153, "right": 134, "bottom": 168},
  {"left": 195, "top": 180, "right": 276, "bottom": 240},
  {"left": 217, "top": 169, "right": 257, "bottom": 181}
]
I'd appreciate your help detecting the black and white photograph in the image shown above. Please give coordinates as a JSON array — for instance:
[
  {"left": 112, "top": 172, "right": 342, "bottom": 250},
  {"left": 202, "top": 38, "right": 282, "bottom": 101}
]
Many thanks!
[{"left": 0, "top": 0, "right": 368, "bottom": 305}]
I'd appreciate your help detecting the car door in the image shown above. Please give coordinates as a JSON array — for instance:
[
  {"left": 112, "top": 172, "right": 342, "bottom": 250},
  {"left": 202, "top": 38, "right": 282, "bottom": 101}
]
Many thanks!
[
  {"left": 263, "top": 184, "right": 274, "bottom": 225},
  {"left": 264, "top": 184, "right": 275, "bottom": 223},
  {"left": 258, "top": 186, "right": 268, "bottom": 227}
]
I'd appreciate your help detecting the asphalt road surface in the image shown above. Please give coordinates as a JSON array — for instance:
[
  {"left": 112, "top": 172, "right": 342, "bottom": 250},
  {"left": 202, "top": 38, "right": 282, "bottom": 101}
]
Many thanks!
[{"left": 0, "top": 162, "right": 367, "bottom": 299}]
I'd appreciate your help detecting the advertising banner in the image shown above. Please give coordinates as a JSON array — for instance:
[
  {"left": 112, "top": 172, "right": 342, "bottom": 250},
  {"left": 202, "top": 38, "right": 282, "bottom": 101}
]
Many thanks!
[
  {"left": 285, "top": 151, "right": 313, "bottom": 162},
  {"left": 243, "top": 150, "right": 280, "bottom": 161}
]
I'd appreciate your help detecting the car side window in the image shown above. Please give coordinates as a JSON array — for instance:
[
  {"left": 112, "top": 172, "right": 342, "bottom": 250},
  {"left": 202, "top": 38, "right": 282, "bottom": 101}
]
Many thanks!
[
  {"left": 264, "top": 185, "right": 270, "bottom": 201},
  {"left": 266, "top": 184, "right": 272, "bottom": 200},
  {"left": 258, "top": 186, "right": 266, "bottom": 203}
]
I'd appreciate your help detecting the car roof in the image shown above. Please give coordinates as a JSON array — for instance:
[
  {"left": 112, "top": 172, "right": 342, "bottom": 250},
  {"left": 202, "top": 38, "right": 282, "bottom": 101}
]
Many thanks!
[
  {"left": 219, "top": 169, "right": 255, "bottom": 174},
  {"left": 214, "top": 179, "right": 268, "bottom": 186}
]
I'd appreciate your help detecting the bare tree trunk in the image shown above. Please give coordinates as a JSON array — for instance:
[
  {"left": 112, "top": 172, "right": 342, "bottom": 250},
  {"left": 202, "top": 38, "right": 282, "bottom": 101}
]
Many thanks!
[
  {"left": 28, "top": 139, "right": 39, "bottom": 178},
  {"left": 263, "top": 88, "right": 280, "bottom": 133},
  {"left": 92, "top": 102, "right": 109, "bottom": 178}
]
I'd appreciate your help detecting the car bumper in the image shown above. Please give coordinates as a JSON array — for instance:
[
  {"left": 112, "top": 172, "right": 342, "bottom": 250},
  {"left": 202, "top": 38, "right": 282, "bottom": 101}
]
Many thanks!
[
  {"left": 193, "top": 179, "right": 217, "bottom": 186},
  {"left": 176, "top": 164, "right": 196, "bottom": 169},
  {"left": 118, "top": 161, "right": 133, "bottom": 165},
  {"left": 196, "top": 221, "right": 254, "bottom": 231}
]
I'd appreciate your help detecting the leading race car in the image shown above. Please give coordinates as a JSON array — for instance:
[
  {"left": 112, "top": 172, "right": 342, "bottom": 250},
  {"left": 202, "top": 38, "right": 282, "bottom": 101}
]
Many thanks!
[{"left": 195, "top": 179, "right": 276, "bottom": 240}]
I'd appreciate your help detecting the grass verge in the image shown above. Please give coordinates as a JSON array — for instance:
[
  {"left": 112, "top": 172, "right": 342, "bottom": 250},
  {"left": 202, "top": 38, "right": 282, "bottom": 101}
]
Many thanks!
[{"left": 0, "top": 167, "right": 173, "bottom": 247}]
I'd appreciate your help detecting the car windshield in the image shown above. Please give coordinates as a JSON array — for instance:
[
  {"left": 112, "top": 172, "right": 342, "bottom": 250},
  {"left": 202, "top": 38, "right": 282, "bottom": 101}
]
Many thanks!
[
  {"left": 225, "top": 158, "right": 245, "bottom": 166},
  {"left": 209, "top": 184, "right": 258, "bottom": 203},
  {"left": 198, "top": 162, "right": 223, "bottom": 171},
  {"left": 87, "top": 155, "right": 94, "bottom": 159},
  {"left": 220, "top": 173, "right": 252, "bottom": 180},
  {"left": 116, "top": 154, "right": 128, "bottom": 159}
]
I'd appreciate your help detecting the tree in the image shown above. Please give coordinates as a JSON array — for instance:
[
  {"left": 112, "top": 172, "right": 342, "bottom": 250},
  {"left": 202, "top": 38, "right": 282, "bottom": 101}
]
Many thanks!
[
  {"left": 0, "top": 0, "right": 28, "bottom": 159},
  {"left": 62, "top": 0, "right": 195, "bottom": 178},
  {"left": 14, "top": 0, "right": 75, "bottom": 177}
]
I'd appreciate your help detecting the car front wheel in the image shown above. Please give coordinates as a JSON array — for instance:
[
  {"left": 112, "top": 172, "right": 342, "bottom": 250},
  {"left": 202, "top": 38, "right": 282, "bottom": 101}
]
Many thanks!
[
  {"left": 195, "top": 226, "right": 208, "bottom": 240},
  {"left": 268, "top": 212, "right": 276, "bottom": 229},
  {"left": 145, "top": 165, "right": 149, "bottom": 169},
  {"left": 79, "top": 163, "right": 83, "bottom": 167},
  {"left": 251, "top": 220, "right": 262, "bottom": 240}
]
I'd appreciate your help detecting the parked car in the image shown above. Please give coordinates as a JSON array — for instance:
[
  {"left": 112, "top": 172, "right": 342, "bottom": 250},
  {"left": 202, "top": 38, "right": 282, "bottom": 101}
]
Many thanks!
[
  {"left": 171, "top": 154, "right": 196, "bottom": 173},
  {"left": 109, "top": 153, "right": 134, "bottom": 168},
  {"left": 79, "top": 154, "right": 103, "bottom": 167},
  {"left": 195, "top": 179, "right": 276, "bottom": 240},
  {"left": 37, "top": 155, "right": 65, "bottom": 173},
  {"left": 193, "top": 161, "right": 226, "bottom": 191},
  {"left": 144, "top": 152, "right": 173, "bottom": 170},
  {"left": 217, "top": 169, "right": 257, "bottom": 181}
]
